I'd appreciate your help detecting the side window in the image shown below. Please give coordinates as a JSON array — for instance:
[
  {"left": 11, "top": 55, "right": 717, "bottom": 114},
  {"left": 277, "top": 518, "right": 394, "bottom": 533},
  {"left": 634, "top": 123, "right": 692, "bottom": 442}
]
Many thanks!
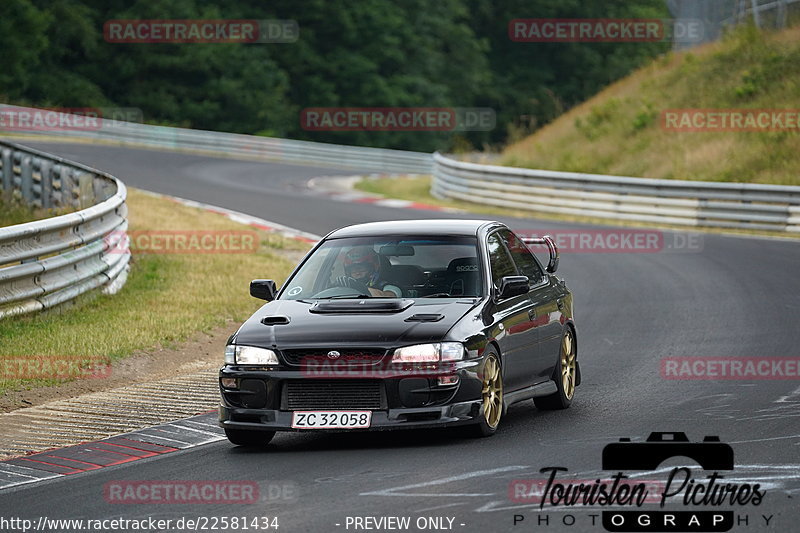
[
  {"left": 487, "top": 233, "right": 517, "bottom": 288},
  {"left": 499, "top": 230, "right": 544, "bottom": 283}
]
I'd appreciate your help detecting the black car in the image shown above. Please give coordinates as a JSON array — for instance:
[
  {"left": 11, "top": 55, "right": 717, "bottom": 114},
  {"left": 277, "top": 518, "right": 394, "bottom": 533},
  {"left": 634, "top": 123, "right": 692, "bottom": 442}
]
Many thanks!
[{"left": 219, "top": 219, "right": 579, "bottom": 446}]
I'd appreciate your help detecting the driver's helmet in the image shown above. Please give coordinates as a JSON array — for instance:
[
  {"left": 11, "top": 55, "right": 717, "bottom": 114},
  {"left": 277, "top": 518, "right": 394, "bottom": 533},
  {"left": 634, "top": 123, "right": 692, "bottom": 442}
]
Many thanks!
[{"left": 343, "top": 246, "right": 380, "bottom": 282}]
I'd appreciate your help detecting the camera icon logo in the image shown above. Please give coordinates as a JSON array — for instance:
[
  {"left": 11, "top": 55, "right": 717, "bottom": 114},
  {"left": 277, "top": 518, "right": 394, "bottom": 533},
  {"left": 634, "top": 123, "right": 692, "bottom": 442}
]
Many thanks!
[{"left": 602, "top": 432, "right": 734, "bottom": 471}]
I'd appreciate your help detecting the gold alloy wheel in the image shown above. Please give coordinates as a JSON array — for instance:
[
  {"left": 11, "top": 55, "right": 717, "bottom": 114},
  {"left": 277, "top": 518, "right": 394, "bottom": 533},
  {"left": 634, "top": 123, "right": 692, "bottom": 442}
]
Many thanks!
[
  {"left": 481, "top": 354, "right": 503, "bottom": 428},
  {"left": 561, "top": 329, "right": 577, "bottom": 400}
]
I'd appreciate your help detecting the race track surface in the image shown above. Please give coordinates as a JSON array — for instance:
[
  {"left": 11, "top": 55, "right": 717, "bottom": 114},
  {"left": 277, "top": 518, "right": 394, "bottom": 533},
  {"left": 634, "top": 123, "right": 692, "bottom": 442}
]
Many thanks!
[{"left": 1, "top": 141, "right": 798, "bottom": 532}]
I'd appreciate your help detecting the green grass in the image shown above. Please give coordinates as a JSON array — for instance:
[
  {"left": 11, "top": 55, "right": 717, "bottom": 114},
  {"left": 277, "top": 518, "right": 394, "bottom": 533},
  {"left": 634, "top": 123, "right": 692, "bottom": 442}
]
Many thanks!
[
  {"left": 502, "top": 25, "right": 800, "bottom": 185},
  {"left": 0, "top": 189, "right": 311, "bottom": 394},
  {"left": 356, "top": 176, "right": 459, "bottom": 206},
  {"left": 0, "top": 196, "right": 73, "bottom": 226}
]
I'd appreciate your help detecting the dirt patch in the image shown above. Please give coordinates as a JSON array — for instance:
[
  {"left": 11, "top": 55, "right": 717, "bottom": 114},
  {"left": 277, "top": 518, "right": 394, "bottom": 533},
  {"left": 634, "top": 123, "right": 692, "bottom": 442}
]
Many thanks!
[{"left": 0, "top": 321, "right": 235, "bottom": 413}]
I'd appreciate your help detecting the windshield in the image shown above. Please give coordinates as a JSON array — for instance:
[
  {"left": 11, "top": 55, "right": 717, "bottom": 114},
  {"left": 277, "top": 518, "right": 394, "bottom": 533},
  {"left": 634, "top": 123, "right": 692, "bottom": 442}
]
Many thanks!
[{"left": 279, "top": 235, "right": 482, "bottom": 300}]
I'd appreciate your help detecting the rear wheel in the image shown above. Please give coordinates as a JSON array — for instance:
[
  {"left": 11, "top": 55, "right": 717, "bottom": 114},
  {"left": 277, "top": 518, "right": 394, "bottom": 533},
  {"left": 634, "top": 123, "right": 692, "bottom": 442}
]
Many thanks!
[
  {"left": 534, "top": 327, "right": 577, "bottom": 410},
  {"left": 224, "top": 428, "right": 276, "bottom": 447},
  {"left": 468, "top": 351, "right": 503, "bottom": 437}
]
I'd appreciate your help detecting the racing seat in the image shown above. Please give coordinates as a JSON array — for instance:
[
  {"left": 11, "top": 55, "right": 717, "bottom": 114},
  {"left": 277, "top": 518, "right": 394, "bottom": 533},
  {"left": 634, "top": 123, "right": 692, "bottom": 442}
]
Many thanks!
[{"left": 445, "top": 257, "right": 480, "bottom": 296}]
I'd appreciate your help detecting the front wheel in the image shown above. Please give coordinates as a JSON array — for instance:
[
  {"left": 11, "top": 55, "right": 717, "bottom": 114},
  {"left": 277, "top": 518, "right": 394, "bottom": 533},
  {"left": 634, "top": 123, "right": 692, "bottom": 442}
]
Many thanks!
[
  {"left": 534, "top": 327, "right": 577, "bottom": 410},
  {"left": 467, "top": 351, "right": 503, "bottom": 437},
  {"left": 224, "top": 428, "right": 276, "bottom": 447}
]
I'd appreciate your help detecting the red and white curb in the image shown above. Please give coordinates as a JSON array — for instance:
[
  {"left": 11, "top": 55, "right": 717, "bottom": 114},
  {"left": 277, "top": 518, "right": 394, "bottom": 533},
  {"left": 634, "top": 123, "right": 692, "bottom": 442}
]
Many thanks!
[
  {"left": 139, "top": 190, "right": 321, "bottom": 242},
  {"left": 0, "top": 413, "right": 223, "bottom": 491},
  {"left": 0, "top": 191, "right": 317, "bottom": 492},
  {"left": 307, "top": 174, "right": 464, "bottom": 213}
]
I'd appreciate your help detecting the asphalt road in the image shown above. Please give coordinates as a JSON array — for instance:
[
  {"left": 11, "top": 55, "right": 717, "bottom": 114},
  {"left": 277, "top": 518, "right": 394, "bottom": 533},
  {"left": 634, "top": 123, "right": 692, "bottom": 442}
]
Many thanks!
[{"left": 1, "top": 141, "right": 798, "bottom": 532}]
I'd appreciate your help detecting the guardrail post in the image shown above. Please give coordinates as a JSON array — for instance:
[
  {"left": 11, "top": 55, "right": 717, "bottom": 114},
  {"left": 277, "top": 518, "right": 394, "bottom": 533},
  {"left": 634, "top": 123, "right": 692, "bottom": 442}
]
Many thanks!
[
  {"left": 777, "top": 0, "right": 788, "bottom": 27},
  {"left": 751, "top": 0, "right": 761, "bottom": 27},
  {"left": 64, "top": 167, "right": 78, "bottom": 208},
  {"left": 40, "top": 161, "right": 53, "bottom": 208},
  {"left": 1, "top": 148, "right": 11, "bottom": 200},
  {"left": 50, "top": 164, "right": 62, "bottom": 206},
  {"left": 92, "top": 172, "right": 105, "bottom": 202},
  {"left": 78, "top": 172, "right": 94, "bottom": 209},
  {"left": 20, "top": 155, "right": 33, "bottom": 203}
]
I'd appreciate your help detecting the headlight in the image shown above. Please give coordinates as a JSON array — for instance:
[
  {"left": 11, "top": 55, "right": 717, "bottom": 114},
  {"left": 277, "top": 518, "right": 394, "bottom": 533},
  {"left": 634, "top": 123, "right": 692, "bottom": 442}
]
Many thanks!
[
  {"left": 225, "top": 345, "right": 279, "bottom": 365},
  {"left": 392, "top": 342, "right": 464, "bottom": 363},
  {"left": 440, "top": 342, "right": 465, "bottom": 361}
]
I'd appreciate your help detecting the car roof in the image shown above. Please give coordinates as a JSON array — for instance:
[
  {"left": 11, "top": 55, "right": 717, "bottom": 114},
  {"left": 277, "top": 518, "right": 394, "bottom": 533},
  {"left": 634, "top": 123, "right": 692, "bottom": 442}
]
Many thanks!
[{"left": 327, "top": 219, "right": 501, "bottom": 239}]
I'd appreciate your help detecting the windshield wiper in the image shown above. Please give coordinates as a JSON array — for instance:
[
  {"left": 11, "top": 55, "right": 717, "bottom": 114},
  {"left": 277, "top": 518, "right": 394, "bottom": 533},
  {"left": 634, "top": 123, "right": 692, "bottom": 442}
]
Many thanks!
[{"left": 421, "top": 293, "right": 480, "bottom": 299}]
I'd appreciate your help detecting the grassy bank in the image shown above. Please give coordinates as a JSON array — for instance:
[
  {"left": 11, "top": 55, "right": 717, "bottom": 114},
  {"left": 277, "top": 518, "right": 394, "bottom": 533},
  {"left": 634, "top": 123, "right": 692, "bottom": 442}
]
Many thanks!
[
  {"left": 0, "top": 189, "right": 310, "bottom": 394},
  {"left": 502, "top": 26, "right": 800, "bottom": 186}
]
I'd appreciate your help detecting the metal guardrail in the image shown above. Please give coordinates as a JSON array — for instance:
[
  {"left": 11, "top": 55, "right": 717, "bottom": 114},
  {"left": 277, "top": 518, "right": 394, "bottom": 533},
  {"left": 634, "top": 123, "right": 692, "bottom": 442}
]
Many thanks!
[
  {"left": 668, "top": 0, "right": 800, "bottom": 50},
  {"left": 0, "top": 140, "right": 129, "bottom": 319},
  {"left": 432, "top": 152, "right": 800, "bottom": 232},
  {"left": 0, "top": 104, "right": 433, "bottom": 175},
  {"left": 726, "top": 0, "right": 800, "bottom": 28}
]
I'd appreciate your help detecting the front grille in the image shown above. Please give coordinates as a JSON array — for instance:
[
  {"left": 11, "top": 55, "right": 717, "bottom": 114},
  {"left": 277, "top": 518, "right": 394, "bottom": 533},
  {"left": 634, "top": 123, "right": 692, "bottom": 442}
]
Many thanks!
[
  {"left": 280, "top": 348, "right": 387, "bottom": 366},
  {"left": 283, "top": 380, "right": 384, "bottom": 410}
]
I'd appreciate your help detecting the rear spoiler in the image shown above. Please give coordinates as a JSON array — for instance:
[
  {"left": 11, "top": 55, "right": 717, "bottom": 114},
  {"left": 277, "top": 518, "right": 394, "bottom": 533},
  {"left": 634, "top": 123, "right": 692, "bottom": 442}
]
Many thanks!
[{"left": 522, "top": 235, "right": 559, "bottom": 273}]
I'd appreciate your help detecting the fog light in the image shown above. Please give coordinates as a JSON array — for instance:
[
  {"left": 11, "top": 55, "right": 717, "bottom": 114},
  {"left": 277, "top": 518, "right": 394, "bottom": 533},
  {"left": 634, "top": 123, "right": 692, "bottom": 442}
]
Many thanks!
[
  {"left": 221, "top": 378, "right": 239, "bottom": 389},
  {"left": 437, "top": 375, "right": 459, "bottom": 386}
]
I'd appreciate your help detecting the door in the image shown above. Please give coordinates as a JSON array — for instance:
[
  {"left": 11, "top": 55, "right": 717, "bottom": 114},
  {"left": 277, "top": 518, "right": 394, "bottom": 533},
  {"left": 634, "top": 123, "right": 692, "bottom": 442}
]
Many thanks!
[
  {"left": 486, "top": 231, "right": 539, "bottom": 391},
  {"left": 498, "top": 229, "right": 562, "bottom": 382}
]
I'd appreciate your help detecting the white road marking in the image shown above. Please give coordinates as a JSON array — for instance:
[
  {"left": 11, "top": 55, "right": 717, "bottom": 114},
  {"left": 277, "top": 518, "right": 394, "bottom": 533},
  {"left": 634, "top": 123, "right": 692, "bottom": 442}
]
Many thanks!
[
  {"left": 729, "top": 434, "right": 800, "bottom": 444},
  {"left": 360, "top": 465, "right": 526, "bottom": 497}
]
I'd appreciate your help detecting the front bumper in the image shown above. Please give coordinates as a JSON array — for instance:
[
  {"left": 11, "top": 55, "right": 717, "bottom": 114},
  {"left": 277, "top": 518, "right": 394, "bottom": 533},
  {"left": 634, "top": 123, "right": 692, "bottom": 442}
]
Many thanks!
[
  {"left": 219, "top": 400, "right": 483, "bottom": 432},
  {"left": 217, "top": 360, "right": 484, "bottom": 432}
]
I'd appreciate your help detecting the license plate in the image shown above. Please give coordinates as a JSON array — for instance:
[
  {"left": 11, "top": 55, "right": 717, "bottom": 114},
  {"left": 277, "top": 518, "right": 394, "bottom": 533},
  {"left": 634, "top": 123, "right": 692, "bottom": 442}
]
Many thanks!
[{"left": 291, "top": 411, "right": 371, "bottom": 429}]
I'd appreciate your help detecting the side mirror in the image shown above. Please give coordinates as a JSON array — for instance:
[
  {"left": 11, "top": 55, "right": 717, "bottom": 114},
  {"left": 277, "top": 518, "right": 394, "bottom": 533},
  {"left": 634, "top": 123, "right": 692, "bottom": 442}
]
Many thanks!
[
  {"left": 497, "top": 275, "right": 529, "bottom": 300},
  {"left": 250, "top": 279, "right": 277, "bottom": 301}
]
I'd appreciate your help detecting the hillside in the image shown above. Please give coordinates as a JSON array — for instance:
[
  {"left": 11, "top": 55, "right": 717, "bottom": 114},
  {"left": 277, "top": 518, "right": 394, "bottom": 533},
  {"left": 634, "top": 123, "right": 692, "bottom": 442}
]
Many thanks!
[{"left": 502, "top": 26, "right": 800, "bottom": 186}]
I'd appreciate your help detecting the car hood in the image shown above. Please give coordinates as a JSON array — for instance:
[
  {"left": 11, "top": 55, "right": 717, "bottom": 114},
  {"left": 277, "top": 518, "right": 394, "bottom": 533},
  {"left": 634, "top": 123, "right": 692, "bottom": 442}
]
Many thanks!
[{"left": 232, "top": 298, "right": 481, "bottom": 348}]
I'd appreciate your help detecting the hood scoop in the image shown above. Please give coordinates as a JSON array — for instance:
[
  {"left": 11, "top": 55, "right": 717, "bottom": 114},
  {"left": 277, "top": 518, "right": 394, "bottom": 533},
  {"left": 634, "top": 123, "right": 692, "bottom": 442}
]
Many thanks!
[
  {"left": 310, "top": 299, "right": 414, "bottom": 314},
  {"left": 261, "top": 315, "right": 290, "bottom": 325},
  {"left": 405, "top": 313, "right": 444, "bottom": 322}
]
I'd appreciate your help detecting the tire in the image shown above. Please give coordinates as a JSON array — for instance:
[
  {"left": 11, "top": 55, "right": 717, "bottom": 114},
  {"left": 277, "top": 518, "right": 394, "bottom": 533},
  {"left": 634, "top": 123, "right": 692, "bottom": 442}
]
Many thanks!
[
  {"left": 467, "top": 350, "right": 503, "bottom": 437},
  {"left": 224, "top": 428, "right": 276, "bottom": 447},
  {"left": 534, "top": 327, "right": 577, "bottom": 410}
]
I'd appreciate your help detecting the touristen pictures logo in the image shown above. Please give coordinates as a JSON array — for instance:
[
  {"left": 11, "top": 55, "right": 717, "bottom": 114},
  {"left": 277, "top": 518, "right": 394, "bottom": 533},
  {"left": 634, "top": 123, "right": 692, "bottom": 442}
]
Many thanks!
[{"left": 509, "top": 433, "right": 770, "bottom": 532}]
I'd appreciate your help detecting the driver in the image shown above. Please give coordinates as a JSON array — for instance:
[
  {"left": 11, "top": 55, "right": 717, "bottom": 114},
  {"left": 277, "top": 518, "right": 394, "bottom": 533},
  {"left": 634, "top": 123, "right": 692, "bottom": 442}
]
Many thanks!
[{"left": 334, "top": 246, "right": 402, "bottom": 297}]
